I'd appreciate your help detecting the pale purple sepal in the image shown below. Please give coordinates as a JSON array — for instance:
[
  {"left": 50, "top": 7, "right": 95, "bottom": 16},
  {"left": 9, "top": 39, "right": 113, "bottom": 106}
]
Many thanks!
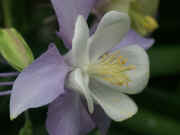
[
  {"left": 10, "top": 44, "right": 69, "bottom": 119},
  {"left": 46, "top": 91, "right": 95, "bottom": 135},
  {"left": 92, "top": 105, "right": 111, "bottom": 135},
  {"left": 50, "top": 0, "right": 97, "bottom": 48},
  {"left": 111, "top": 30, "right": 154, "bottom": 52}
]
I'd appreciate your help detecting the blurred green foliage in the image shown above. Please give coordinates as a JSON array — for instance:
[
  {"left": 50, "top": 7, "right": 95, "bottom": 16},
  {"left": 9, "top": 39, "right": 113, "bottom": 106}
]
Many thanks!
[{"left": 0, "top": 0, "right": 180, "bottom": 135}]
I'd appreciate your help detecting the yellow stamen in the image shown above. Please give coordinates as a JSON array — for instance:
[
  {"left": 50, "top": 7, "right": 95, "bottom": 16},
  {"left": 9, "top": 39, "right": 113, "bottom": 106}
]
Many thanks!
[{"left": 87, "top": 51, "right": 136, "bottom": 87}]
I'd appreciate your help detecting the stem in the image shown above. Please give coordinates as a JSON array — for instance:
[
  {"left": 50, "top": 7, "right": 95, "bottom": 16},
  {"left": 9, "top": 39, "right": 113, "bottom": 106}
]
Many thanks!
[
  {"left": 25, "top": 111, "right": 30, "bottom": 121},
  {"left": 2, "top": 0, "right": 13, "bottom": 27},
  {"left": 18, "top": 111, "right": 33, "bottom": 135}
]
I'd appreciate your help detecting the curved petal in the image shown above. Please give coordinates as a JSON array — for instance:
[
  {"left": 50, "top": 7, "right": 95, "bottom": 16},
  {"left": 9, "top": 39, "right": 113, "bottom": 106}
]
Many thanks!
[
  {"left": 88, "top": 11, "right": 130, "bottom": 63},
  {"left": 67, "top": 68, "right": 94, "bottom": 113},
  {"left": 92, "top": 45, "right": 149, "bottom": 95},
  {"left": 50, "top": 0, "right": 97, "bottom": 48},
  {"left": 110, "top": 30, "right": 154, "bottom": 52},
  {"left": 10, "top": 44, "right": 69, "bottom": 119},
  {"left": 117, "top": 45, "right": 150, "bottom": 94},
  {"left": 89, "top": 79, "right": 138, "bottom": 122},
  {"left": 63, "top": 51, "right": 74, "bottom": 67},
  {"left": 46, "top": 91, "right": 95, "bottom": 135},
  {"left": 91, "top": 105, "right": 111, "bottom": 135},
  {"left": 71, "top": 15, "right": 90, "bottom": 67}
]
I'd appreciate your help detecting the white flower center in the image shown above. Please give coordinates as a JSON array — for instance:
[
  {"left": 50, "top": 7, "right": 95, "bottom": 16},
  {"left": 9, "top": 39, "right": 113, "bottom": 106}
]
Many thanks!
[{"left": 87, "top": 51, "right": 136, "bottom": 86}]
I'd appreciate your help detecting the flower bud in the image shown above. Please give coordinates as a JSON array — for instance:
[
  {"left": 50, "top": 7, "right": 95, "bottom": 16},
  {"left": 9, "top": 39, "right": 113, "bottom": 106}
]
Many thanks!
[
  {"left": 93, "top": 0, "right": 159, "bottom": 35},
  {"left": 0, "top": 28, "right": 34, "bottom": 71},
  {"left": 130, "top": 12, "right": 159, "bottom": 35}
]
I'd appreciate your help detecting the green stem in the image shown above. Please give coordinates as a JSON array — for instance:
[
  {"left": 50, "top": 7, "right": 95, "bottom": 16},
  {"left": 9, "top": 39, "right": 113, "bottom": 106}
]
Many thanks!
[
  {"left": 25, "top": 111, "right": 30, "bottom": 121},
  {"left": 2, "top": 0, "right": 13, "bottom": 27},
  {"left": 19, "top": 111, "right": 33, "bottom": 135}
]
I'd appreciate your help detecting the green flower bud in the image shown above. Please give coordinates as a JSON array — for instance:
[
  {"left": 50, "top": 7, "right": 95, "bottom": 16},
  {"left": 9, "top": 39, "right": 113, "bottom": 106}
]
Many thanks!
[
  {"left": 94, "top": 0, "right": 159, "bottom": 36},
  {"left": 130, "top": 10, "right": 159, "bottom": 36},
  {"left": 0, "top": 28, "right": 34, "bottom": 71},
  {"left": 129, "top": 0, "right": 159, "bottom": 35}
]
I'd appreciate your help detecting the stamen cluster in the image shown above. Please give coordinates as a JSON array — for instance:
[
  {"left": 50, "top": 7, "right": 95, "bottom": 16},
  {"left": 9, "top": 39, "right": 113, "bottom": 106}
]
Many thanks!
[{"left": 87, "top": 51, "right": 136, "bottom": 86}]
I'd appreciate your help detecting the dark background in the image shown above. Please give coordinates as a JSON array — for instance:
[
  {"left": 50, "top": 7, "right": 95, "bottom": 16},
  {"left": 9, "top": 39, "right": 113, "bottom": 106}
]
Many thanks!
[{"left": 0, "top": 0, "right": 180, "bottom": 135}]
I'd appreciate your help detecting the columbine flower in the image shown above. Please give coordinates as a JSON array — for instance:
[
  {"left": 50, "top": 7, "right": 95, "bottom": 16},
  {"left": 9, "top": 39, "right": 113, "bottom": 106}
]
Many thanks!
[
  {"left": 10, "top": 11, "right": 149, "bottom": 135},
  {"left": 93, "top": 0, "right": 159, "bottom": 35}
]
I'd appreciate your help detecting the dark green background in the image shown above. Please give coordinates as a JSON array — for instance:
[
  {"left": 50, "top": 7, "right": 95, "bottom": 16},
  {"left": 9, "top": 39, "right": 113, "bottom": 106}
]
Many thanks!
[{"left": 0, "top": 0, "right": 180, "bottom": 135}]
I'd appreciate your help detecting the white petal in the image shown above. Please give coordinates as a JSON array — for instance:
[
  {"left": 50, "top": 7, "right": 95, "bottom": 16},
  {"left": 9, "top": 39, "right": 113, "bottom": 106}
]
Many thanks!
[
  {"left": 88, "top": 11, "right": 130, "bottom": 63},
  {"left": 118, "top": 45, "right": 150, "bottom": 94},
  {"left": 92, "top": 45, "right": 149, "bottom": 94},
  {"left": 64, "top": 51, "right": 74, "bottom": 67},
  {"left": 66, "top": 15, "right": 90, "bottom": 67},
  {"left": 90, "top": 79, "right": 137, "bottom": 122},
  {"left": 67, "top": 68, "right": 94, "bottom": 113}
]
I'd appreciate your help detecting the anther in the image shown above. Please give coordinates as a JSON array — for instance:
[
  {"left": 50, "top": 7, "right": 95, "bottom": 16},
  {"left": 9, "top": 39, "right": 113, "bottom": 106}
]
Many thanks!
[{"left": 87, "top": 51, "right": 136, "bottom": 87}]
